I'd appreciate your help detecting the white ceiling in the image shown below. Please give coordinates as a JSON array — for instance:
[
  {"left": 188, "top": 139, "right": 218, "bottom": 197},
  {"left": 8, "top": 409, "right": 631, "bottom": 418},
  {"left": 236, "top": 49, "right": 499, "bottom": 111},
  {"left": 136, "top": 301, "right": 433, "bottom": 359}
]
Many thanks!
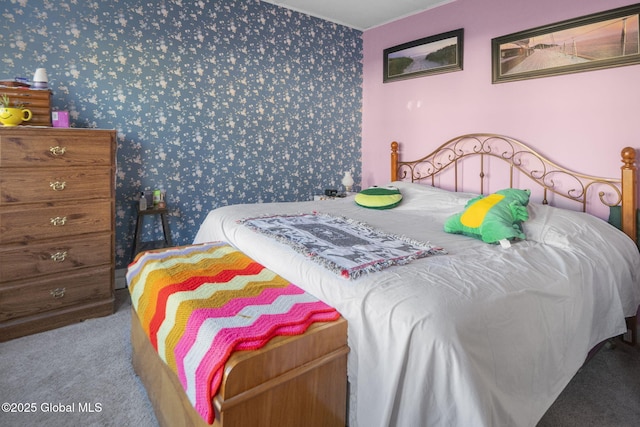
[{"left": 261, "top": 0, "right": 455, "bottom": 31}]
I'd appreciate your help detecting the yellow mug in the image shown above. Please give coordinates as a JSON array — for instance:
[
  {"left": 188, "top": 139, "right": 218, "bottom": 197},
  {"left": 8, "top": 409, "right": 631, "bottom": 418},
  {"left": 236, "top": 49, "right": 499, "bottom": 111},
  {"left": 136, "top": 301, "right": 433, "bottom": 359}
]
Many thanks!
[{"left": 0, "top": 108, "right": 32, "bottom": 126}]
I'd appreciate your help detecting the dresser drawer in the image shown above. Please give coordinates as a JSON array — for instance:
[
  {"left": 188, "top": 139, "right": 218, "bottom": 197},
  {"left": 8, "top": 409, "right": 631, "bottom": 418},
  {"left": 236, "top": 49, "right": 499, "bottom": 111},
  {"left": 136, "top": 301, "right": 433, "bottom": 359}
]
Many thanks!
[
  {"left": 0, "top": 167, "right": 111, "bottom": 205},
  {"left": 0, "top": 88, "right": 51, "bottom": 107},
  {"left": 0, "top": 129, "right": 112, "bottom": 167},
  {"left": 0, "top": 233, "right": 112, "bottom": 282},
  {"left": 0, "top": 265, "right": 112, "bottom": 322},
  {"left": 0, "top": 200, "right": 112, "bottom": 244}
]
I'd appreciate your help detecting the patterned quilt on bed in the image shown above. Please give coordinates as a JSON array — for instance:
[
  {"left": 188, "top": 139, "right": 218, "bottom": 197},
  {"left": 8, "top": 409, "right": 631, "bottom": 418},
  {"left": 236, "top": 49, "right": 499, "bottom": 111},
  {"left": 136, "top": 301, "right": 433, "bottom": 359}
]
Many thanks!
[
  {"left": 240, "top": 212, "right": 447, "bottom": 278},
  {"left": 126, "top": 242, "right": 340, "bottom": 424}
]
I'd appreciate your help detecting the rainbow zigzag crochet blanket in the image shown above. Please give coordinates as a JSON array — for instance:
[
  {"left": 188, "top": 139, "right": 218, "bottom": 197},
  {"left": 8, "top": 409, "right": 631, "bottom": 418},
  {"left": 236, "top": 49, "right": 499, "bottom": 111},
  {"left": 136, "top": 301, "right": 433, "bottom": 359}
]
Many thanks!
[{"left": 126, "top": 242, "right": 340, "bottom": 424}]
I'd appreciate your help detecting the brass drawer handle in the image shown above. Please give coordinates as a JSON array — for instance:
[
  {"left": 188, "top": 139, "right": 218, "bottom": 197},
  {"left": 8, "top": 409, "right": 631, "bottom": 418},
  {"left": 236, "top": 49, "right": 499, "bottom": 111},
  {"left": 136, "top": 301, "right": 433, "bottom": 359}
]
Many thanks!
[
  {"left": 49, "top": 146, "right": 67, "bottom": 156},
  {"left": 50, "top": 251, "right": 68, "bottom": 262},
  {"left": 50, "top": 216, "right": 67, "bottom": 226},
  {"left": 50, "top": 288, "right": 66, "bottom": 299},
  {"left": 49, "top": 181, "right": 67, "bottom": 191}
]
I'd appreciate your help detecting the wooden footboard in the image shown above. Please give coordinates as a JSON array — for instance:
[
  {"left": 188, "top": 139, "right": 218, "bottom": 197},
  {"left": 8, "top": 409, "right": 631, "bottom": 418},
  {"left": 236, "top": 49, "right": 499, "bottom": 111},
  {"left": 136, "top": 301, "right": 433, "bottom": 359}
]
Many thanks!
[{"left": 131, "top": 307, "right": 349, "bottom": 427}]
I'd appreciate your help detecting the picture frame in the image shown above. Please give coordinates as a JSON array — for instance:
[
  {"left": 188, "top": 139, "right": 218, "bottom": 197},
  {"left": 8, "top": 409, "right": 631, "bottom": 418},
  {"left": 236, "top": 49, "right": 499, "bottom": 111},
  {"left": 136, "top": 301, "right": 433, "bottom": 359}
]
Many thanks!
[
  {"left": 492, "top": 3, "right": 640, "bottom": 83},
  {"left": 383, "top": 29, "right": 464, "bottom": 83}
]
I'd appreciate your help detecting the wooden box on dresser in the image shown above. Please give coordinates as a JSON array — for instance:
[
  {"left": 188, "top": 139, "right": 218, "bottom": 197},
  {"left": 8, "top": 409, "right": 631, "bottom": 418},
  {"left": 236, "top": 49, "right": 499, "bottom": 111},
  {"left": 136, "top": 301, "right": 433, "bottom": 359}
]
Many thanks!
[
  {"left": 0, "top": 127, "right": 116, "bottom": 342},
  {"left": 0, "top": 88, "right": 52, "bottom": 127}
]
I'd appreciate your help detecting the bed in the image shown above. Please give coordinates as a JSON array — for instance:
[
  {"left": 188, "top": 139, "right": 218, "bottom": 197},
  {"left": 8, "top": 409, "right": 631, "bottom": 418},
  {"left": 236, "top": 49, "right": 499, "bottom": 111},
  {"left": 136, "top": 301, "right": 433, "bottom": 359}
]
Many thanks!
[{"left": 132, "top": 133, "right": 640, "bottom": 427}]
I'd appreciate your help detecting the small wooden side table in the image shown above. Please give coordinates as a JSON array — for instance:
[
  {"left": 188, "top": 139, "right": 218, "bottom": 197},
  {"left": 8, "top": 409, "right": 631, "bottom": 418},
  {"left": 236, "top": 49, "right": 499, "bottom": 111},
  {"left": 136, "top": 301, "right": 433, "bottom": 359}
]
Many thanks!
[{"left": 131, "top": 206, "right": 173, "bottom": 262}]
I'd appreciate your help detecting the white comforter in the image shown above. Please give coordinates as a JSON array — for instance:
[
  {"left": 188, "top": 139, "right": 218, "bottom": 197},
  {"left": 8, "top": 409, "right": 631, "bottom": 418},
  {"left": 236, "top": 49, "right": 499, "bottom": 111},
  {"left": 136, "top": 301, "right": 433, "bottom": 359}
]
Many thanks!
[{"left": 193, "top": 181, "right": 640, "bottom": 427}]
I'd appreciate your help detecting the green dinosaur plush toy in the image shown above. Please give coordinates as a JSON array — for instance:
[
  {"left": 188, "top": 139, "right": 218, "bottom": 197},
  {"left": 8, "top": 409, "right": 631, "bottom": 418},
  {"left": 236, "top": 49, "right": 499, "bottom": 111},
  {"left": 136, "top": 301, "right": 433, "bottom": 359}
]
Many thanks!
[{"left": 444, "top": 188, "right": 531, "bottom": 244}]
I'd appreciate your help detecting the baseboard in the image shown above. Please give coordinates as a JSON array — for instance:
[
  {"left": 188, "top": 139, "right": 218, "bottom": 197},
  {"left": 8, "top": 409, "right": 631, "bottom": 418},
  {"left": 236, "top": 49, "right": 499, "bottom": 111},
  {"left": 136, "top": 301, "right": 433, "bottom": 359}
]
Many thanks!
[{"left": 115, "top": 268, "right": 127, "bottom": 289}]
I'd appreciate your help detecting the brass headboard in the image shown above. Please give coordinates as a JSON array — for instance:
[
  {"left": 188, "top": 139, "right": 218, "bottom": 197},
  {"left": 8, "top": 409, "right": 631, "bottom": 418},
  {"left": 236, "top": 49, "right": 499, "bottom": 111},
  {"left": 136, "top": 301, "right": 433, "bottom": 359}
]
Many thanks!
[{"left": 390, "top": 133, "right": 637, "bottom": 242}]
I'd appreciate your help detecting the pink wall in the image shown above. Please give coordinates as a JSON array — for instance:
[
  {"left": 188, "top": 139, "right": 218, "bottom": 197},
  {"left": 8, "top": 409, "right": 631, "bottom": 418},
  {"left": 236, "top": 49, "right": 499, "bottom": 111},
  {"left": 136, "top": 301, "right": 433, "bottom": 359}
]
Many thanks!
[{"left": 362, "top": 0, "right": 640, "bottom": 199}]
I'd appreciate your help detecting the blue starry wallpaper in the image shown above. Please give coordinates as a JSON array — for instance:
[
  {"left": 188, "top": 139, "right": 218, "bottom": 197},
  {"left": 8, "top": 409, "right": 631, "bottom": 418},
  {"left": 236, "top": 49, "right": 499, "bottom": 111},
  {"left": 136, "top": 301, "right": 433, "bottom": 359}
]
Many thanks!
[{"left": 0, "top": 0, "right": 363, "bottom": 268}]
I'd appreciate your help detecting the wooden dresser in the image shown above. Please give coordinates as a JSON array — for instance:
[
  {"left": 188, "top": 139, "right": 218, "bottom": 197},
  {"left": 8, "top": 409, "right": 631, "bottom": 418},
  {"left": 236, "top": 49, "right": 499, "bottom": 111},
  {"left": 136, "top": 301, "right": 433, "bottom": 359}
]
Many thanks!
[{"left": 0, "top": 128, "right": 116, "bottom": 341}]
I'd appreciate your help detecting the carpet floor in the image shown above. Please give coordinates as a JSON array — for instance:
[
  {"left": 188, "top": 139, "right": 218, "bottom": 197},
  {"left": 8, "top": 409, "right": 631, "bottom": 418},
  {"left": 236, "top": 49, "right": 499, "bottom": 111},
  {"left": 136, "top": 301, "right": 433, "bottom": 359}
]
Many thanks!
[{"left": 1, "top": 289, "right": 639, "bottom": 427}]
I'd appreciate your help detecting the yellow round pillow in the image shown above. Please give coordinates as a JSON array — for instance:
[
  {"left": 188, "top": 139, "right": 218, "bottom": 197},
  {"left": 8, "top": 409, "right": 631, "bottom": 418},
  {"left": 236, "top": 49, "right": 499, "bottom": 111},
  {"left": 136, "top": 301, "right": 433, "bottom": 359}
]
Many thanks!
[{"left": 355, "top": 186, "right": 403, "bottom": 209}]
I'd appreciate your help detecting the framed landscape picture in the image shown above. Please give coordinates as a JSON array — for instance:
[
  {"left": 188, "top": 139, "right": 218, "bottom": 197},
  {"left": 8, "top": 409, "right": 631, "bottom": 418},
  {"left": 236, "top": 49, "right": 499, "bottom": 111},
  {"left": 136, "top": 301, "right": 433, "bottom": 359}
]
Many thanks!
[
  {"left": 383, "top": 29, "right": 464, "bottom": 83},
  {"left": 492, "top": 4, "right": 640, "bottom": 83}
]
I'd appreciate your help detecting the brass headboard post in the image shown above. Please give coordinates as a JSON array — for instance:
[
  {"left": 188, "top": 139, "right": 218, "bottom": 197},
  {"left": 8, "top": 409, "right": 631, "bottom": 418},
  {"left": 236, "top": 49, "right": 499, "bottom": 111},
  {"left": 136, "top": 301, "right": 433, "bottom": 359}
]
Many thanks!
[
  {"left": 391, "top": 141, "right": 399, "bottom": 181},
  {"left": 621, "top": 147, "right": 637, "bottom": 243}
]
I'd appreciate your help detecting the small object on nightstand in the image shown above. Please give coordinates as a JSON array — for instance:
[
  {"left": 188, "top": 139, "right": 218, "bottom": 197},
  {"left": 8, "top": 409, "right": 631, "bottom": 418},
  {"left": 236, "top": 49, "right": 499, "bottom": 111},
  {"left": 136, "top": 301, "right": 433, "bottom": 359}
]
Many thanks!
[
  {"left": 139, "top": 192, "right": 147, "bottom": 211},
  {"left": 341, "top": 171, "right": 354, "bottom": 193},
  {"left": 157, "top": 189, "right": 166, "bottom": 209},
  {"left": 153, "top": 189, "right": 162, "bottom": 207}
]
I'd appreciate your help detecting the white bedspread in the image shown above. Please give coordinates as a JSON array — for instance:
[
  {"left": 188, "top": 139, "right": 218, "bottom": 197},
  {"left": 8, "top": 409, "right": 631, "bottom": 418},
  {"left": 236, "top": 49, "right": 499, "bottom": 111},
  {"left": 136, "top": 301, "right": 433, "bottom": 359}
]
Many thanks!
[{"left": 193, "top": 181, "right": 640, "bottom": 427}]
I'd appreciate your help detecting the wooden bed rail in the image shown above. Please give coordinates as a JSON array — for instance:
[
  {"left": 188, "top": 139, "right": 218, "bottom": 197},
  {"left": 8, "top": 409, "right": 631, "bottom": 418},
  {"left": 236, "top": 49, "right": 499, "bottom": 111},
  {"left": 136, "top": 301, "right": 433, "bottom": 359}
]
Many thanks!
[{"left": 390, "top": 134, "right": 638, "bottom": 243}]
